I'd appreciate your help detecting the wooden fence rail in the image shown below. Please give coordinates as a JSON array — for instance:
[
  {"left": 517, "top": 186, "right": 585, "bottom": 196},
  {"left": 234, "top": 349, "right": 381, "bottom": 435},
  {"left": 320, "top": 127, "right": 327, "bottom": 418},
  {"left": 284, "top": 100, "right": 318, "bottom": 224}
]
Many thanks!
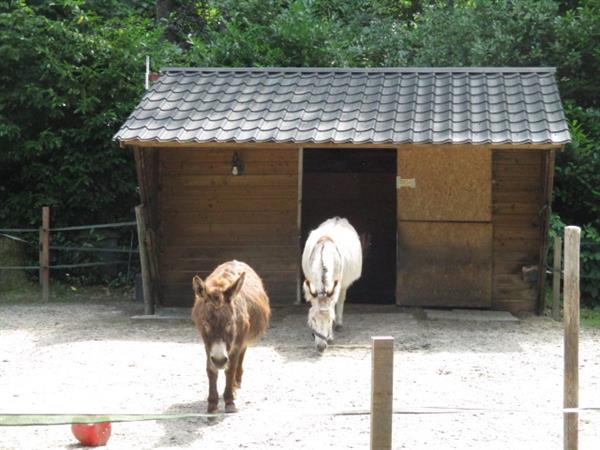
[{"left": 0, "top": 206, "right": 139, "bottom": 301}]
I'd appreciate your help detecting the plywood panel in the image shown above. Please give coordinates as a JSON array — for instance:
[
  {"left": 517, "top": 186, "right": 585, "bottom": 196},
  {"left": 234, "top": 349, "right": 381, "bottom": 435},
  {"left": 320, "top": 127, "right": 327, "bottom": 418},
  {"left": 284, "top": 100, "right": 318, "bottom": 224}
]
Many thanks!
[
  {"left": 157, "top": 147, "right": 299, "bottom": 306},
  {"left": 397, "top": 145, "right": 492, "bottom": 222},
  {"left": 396, "top": 222, "right": 492, "bottom": 307}
]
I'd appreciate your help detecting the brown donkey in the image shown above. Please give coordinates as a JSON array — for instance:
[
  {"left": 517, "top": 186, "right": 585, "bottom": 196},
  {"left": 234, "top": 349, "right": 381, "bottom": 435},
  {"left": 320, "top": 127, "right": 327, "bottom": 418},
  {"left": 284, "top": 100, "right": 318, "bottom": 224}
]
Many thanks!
[{"left": 192, "top": 260, "right": 270, "bottom": 413}]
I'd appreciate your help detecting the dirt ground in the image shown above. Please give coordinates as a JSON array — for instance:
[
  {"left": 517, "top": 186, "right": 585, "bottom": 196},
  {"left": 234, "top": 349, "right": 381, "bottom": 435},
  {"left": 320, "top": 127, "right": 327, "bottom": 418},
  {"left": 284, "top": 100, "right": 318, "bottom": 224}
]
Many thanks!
[{"left": 1, "top": 296, "right": 599, "bottom": 450}]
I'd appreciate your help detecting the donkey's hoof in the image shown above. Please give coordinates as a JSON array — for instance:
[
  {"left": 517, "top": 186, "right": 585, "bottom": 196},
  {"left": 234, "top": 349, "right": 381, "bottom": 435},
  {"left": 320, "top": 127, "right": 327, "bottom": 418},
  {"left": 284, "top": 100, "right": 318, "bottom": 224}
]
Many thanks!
[
  {"left": 334, "top": 323, "right": 343, "bottom": 331},
  {"left": 225, "top": 403, "right": 238, "bottom": 414},
  {"left": 207, "top": 404, "right": 219, "bottom": 414}
]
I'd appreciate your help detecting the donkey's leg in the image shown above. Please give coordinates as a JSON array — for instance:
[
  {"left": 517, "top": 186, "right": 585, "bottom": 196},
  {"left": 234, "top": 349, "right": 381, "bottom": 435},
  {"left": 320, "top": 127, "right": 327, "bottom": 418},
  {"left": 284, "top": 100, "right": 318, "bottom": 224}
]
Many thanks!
[
  {"left": 235, "top": 346, "right": 247, "bottom": 389},
  {"left": 335, "top": 288, "right": 347, "bottom": 330},
  {"left": 223, "top": 349, "right": 240, "bottom": 413},
  {"left": 206, "top": 364, "right": 219, "bottom": 413}
]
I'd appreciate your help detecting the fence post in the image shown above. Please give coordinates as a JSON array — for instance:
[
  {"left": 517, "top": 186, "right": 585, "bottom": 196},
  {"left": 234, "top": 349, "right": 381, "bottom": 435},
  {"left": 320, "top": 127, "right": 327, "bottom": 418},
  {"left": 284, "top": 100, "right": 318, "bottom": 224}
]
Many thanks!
[
  {"left": 39, "top": 206, "right": 50, "bottom": 302},
  {"left": 135, "top": 205, "right": 154, "bottom": 315},
  {"left": 553, "top": 236, "right": 562, "bottom": 321},
  {"left": 563, "top": 226, "right": 580, "bottom": 450},
  {"left": 371, "top": 336, "right": 394, "bottom": 450}
]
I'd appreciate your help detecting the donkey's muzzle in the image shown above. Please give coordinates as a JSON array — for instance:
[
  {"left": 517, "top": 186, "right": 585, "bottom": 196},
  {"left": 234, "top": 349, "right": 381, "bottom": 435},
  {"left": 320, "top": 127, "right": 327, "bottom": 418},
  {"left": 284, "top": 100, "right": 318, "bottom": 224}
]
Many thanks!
[{"left": 210, "top": 355, "right": 229, "bottom": 369}]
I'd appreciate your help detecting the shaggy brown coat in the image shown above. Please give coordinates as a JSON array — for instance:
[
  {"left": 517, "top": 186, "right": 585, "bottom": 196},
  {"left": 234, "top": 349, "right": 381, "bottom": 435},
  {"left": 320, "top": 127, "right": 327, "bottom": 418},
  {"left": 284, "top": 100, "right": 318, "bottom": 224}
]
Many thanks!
[{"left": 191, "top": 260, "right": 270, "bottom": 413}]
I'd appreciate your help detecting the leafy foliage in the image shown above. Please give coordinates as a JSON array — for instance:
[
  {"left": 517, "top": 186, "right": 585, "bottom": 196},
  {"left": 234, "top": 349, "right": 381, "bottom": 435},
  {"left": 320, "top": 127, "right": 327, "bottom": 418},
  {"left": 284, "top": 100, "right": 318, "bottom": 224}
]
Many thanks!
[
  {"left": 0, "top": 1, "right": 181, "bottom": 228},
  {"left": 0, "top": 0, "right": 599, "bottom": 297},
  {"left": 549, "top": 214, "right": 600, "bottom": 305}
]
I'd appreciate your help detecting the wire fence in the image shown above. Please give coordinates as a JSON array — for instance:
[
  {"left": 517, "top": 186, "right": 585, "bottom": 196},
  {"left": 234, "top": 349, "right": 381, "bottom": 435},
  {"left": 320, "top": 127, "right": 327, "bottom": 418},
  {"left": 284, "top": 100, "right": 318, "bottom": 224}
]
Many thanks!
[{"left": 0, "top": 220, "right": 140, "bottom": 281}]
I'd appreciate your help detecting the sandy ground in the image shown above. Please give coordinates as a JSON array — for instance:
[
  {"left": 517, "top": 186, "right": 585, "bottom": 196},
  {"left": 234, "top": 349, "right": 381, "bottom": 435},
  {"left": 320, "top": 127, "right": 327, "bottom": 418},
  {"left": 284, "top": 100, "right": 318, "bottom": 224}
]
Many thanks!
[{"left": 0, "top": 298, "right": 599, "bottom": 450}]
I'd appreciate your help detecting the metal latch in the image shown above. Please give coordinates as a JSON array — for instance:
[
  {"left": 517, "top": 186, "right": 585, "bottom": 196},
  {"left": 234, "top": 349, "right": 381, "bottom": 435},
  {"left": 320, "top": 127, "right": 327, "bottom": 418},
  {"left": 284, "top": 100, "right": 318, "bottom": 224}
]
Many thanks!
[{"left": 396, "top": 177, "right": 416, "bottom": 189}]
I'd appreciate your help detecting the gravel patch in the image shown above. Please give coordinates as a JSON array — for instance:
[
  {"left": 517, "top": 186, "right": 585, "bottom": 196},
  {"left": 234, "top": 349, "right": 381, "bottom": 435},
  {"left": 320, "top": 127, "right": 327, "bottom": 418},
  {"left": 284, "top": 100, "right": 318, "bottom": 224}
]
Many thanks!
[{"left": 1, "top": 300, "right": 599, "bottom": 449}]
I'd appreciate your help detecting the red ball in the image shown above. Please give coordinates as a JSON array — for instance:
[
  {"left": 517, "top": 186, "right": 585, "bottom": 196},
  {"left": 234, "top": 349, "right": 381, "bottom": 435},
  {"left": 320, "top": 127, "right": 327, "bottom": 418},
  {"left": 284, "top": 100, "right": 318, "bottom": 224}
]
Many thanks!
[{"left": 71, "top": 422, "right": 112, "bottom": 447}]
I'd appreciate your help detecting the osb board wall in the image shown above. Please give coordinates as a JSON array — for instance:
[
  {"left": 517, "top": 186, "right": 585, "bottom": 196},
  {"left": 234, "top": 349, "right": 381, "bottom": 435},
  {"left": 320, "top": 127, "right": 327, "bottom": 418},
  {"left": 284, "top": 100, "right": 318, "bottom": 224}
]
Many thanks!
[
  {"left": 492, "top": 150, "right": 544, "bottom": 312},
  {"left": 396, "top": 145, "right": 493, "bottom": 307},
  {"left": 397, "top": 222, "right": 492, "bottom": 307},
  {"left": 158, "top": 147, "right": 299, "bottom": 306},
  {"left": 397, "top": 145, "right": 492, "bottom": 222}
]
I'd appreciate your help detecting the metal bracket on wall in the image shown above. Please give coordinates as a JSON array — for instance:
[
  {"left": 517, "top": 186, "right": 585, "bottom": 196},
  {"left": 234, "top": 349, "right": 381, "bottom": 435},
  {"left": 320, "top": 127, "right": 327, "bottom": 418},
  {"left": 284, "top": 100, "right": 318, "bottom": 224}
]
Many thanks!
[{"left": 396, "top": 177, "right": 416, "bottom": 189}]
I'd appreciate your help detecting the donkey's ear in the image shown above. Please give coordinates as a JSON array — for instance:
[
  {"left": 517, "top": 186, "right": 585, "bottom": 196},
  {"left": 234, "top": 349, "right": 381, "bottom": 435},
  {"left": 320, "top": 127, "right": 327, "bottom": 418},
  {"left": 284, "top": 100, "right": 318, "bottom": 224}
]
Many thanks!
[
  {"left": 224, "top": 272, "right": 245, "bottom": 302},
  {"left": 192, "top": 275, "right": 206, "bottom": 298}
]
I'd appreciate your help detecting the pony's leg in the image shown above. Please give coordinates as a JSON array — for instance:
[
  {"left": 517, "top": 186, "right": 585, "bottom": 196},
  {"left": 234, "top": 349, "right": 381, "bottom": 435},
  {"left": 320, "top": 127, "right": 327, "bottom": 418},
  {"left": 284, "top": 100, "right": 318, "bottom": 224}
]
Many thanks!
[
  {"left": 223, "top": 349, "right": 240, "bottom": 413},
  {"left": 235, "top": 347, "right": 247, "bottom": 389},
  {"left": 206, "top": 363, "right": 219, "bottom": 413},
  {"left": 335, "top": 288, "right": 347, "bottom": 330}
]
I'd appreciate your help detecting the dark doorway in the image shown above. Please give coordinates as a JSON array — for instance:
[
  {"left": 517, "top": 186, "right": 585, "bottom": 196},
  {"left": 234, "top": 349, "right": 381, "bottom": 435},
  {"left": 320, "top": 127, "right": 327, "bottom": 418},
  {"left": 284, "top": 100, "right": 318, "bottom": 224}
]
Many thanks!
[{"left": 301, "top": 149, "right": 396, "bottom": 304}]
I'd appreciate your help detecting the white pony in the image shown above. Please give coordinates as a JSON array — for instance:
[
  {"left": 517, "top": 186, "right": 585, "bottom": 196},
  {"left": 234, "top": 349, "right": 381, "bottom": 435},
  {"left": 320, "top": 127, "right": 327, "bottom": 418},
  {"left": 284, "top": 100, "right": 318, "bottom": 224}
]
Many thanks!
[{"left": 302, "top": 217, "right": 362, "bottom": 352}]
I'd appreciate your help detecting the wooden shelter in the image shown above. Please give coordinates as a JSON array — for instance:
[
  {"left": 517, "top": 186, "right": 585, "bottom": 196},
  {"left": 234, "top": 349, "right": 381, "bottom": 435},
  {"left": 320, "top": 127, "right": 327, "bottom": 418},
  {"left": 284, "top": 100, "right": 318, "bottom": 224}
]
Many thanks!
[{"left": 115, "top": 67, "right": 570, "bottom": 313}]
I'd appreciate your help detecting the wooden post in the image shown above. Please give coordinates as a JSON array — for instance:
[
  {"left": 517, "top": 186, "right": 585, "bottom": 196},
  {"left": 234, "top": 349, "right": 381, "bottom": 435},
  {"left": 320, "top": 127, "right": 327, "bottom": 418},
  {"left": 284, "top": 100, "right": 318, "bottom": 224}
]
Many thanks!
[
  {"left": 295, "top": 147, "right": 304, "bottom": 306},
  {"left": 371, "top": 336, "right": 394, "bottom": 450},
  {"left": 552, "top": 236, "right": 562, "bottom": 321},
  {"left": 135, "top": 205, "right": 154, "bottom": 315},
  {"left": 39, "top": 206, "right": 50, "bottom": 302},
  {"left": 563, "top": 226, "right": 580, "bottom": 450}
]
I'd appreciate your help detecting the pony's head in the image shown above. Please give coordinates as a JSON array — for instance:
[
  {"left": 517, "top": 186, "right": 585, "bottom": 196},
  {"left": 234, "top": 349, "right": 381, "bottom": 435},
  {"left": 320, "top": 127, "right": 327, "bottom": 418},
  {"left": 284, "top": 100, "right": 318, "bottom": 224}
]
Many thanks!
[
  {"left": 192, "top": 272, "right": 245, "bottom": 370},
  {"left": 304, "top": 278, "right": 340, "bottom": 351}
]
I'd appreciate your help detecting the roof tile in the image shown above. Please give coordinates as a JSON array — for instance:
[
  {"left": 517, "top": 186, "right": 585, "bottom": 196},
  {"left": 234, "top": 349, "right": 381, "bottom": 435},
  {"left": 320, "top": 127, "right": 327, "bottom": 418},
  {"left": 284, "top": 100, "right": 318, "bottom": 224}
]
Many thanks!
[{"left": 114, "top": 67, "right": 570, "bottom": 145}]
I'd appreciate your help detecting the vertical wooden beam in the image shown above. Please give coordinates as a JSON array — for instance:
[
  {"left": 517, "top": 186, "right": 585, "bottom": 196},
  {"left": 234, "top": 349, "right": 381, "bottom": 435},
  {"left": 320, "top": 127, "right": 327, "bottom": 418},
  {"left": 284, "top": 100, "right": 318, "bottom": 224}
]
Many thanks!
[
  {"left": 563, "top": 226, "right": 580, "bottom": 450},
  {"left": 371, "top": 336, "right": 394, "bottom": 450},
  {"left": 135, "top": 205, "right": 154, "bottom": 315},
  {"left": 134, "top": 146, "right": 161, "bottom": 306},
  {"left": 552, "top": 236, "right": 562, "bottom": 321},
  {"left": 295, "top": 147, "right": 304, "bottom": 305},
  {"left": 537, "top": 150, "right": 556, "bottom": 314},
  {"left": 39, "top": 206, "right": 50, "bottom": 302}
]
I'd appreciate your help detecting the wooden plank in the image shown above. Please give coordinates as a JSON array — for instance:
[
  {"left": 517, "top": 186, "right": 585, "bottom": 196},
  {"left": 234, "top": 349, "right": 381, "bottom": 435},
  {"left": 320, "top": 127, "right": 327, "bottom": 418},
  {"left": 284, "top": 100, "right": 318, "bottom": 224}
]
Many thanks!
[
  {"left": 563, "top": 226, "right": 580, "bottom": 450},
  {"left": 493, "top": 150, "right": 543, "bottom": 165},
  {"left": 492, "top": 214, "right": 541, "bottom": 227},
  {"left": 135, "top": 147, "right": 162, "bottom": 305},
  {"left": 160, "top": 197, "right": 297, "bottom": 212},
  {"left": 135, "top": 205, "right": 154, "bottom": 315},
  {"left": 160, "top": 188, "right": 298, "bottom": 201},
  {"left": 296, "top": 147, "right": 303, "bottom": 305},
  {"left": 160, "top": 222, "right": 296, "bottom": 235},
  {"left": 162, "top": 243, "right": 297, "bottom": 257},
  {"left": 39, "top": 206, "right": 50, "bottom": 302},
  {"left": 397, "top": 145, "right": 492, "bottom": 222},
  {"left": 396, "top": 222, "right": 492, "bottom": 307},
  {"left": 160, "top": 174, "right": 297, "bottom": 188},
  {"left": 159, "top": 210, "right": 295, "bottom": 225},
  {"left": 493, "top": 238, "right": 540, "bottom": 252},
  {"left": 493, "top": 164, "right": 543, "bottom": 177},
  {"left": 537, "top": 150, "right": 555, "bottom": 313},
  {"left": 161, "top": 160, "right": 298, "bottom": 175},
  {"left": 493, "top": 227, "right": 540, "bottom": 240},
  {"left": 371, "top": 337, "right": 394, "bottom": 450},
  {"left": 493, "top": 202, "right": 541, "bottom": 215},
  {"left": 553, "top": 236, "right": 562, "bottom": 321},
  {"left": 159, "top": 147, "right": 298, "bottom": 162},
  {"left": 491, "top": 299, "right": 536, "bottom": 313}
]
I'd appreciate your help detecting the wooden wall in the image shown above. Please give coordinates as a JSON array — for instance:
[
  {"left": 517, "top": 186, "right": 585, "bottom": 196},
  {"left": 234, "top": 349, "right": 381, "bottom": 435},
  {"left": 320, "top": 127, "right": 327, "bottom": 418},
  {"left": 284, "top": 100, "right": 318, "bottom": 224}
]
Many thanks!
[
  {"left": 157, "top": 147, "right": 299, "bottom": 306},
  {"left": 396, "top": 145, "right": 493, "bottom": 308},
  {"left": 491, "top": 149, "right": 545, "bottom": 312}
]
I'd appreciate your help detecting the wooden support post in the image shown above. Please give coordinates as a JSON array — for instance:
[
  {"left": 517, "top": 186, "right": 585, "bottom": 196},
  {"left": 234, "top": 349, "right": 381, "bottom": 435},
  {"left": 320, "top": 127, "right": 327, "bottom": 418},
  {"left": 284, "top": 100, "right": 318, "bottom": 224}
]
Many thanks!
[
  {"left": 371, "top": 336, "right": 394, "bottom": 450},
  {"left": 295, "top": 147, "right": 303, "bottom": 306},
  {"left": 552, "top": 236, "right": 562, "bottom": 321},
  {"left": 563, "top": 226, "right": 580, "bottom": 450},
  {"left": 135, "top": 205, "right": 154, "bottom": 315},
  {"left": 39, "top": 206, "right": 50, "bottom": 302}
]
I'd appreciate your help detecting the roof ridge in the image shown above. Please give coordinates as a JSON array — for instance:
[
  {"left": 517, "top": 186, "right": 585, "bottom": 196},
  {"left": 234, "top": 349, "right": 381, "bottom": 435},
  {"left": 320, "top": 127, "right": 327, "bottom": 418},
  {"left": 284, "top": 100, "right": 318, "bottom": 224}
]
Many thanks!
[{"left": 160, "top": 67, "right": 557, "bottom": 74}]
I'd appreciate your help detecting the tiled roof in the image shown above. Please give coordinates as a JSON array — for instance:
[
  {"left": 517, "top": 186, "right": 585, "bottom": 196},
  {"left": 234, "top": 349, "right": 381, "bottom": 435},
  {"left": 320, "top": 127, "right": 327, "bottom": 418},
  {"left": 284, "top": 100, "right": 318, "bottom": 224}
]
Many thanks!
[{"left": 114, "top": 67, "right": 570, "bottom": 145}]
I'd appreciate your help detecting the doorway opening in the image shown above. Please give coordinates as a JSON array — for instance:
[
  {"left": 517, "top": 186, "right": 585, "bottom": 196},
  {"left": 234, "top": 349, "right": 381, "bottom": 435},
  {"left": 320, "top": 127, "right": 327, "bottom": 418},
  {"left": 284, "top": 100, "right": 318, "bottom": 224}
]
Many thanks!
[{"left": 301, "top": 149, "right": 396, "bottom": 304}]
